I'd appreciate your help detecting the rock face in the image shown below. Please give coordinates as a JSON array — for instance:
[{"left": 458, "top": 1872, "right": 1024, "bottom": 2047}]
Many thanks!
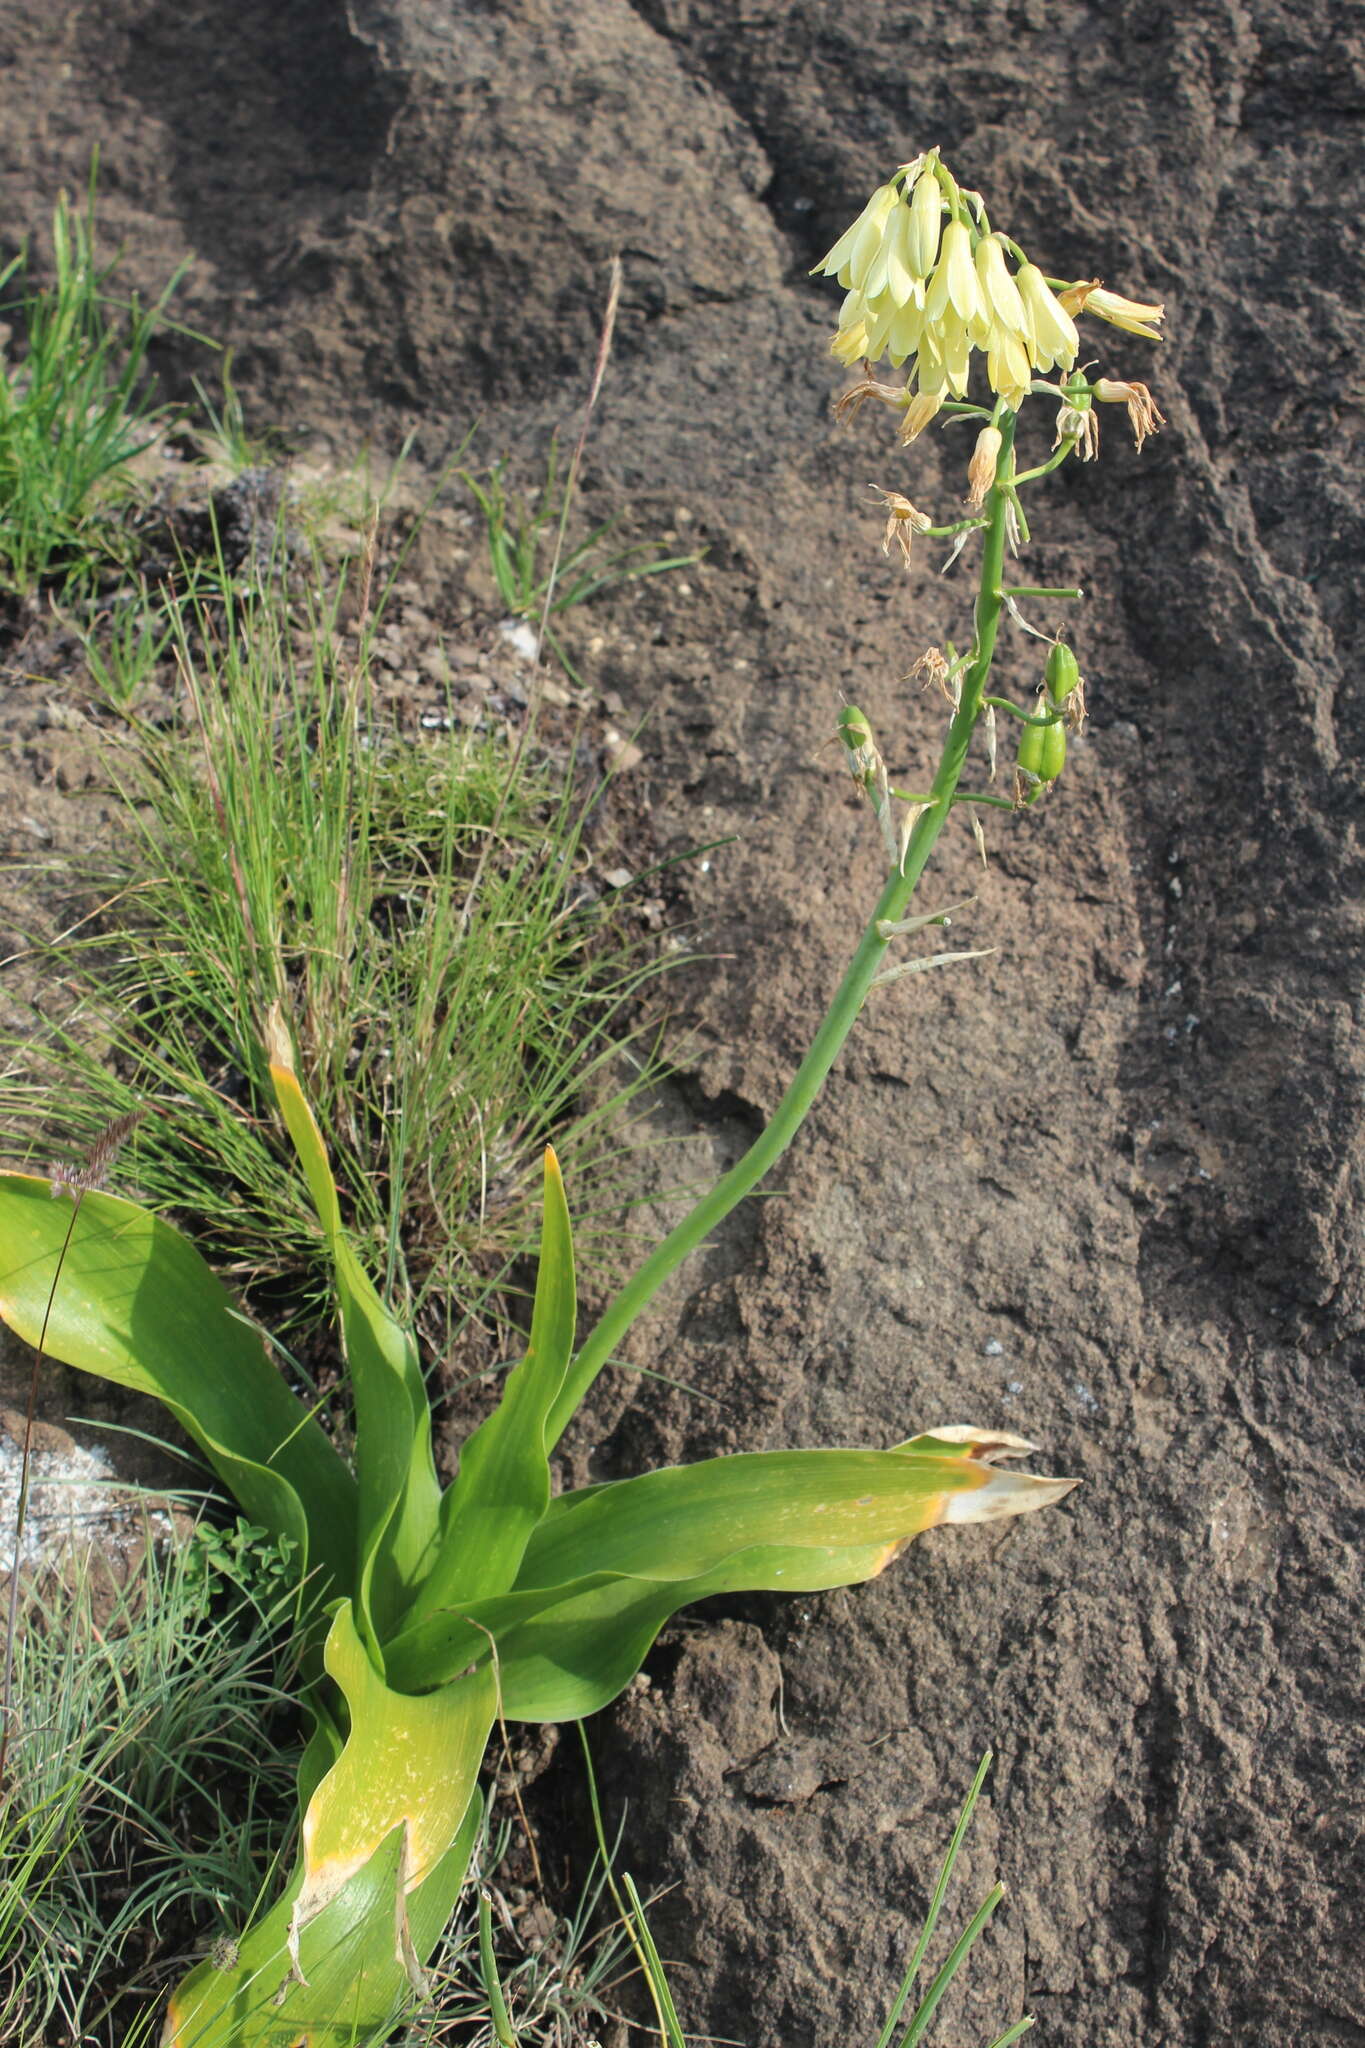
[{"left": 1, "top": 1, "right": 1361, "bottom": 2042}]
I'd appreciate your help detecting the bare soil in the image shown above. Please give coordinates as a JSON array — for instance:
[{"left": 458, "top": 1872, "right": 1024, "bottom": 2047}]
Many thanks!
[{"left": 0, "top": 3, "right": 1360, "bottom": 2044}]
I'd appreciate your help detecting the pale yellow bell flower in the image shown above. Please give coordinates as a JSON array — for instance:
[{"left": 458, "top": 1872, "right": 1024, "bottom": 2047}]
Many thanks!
[
  {"left": 926, "top": 219, "right": 986, "bottom": 330},
  {"left": 916, "top": 314, "right": 972, "bottom": 399},
  {"left": 1060, "top": 280, "right": 1165, "bottom": 340},
  {"left": 814, "top": 182, "right": 901, "bottom": 290},
  {"left": 1016, "top": 265, "right": 1079, "bottom": 373},
  {"left": 886, "top": 293, "right": 927, "bottom": 367},
  {"left": 831, "top": 317, "right": 870, "bottom": 366},
  {"left": 907, "top": 168, "right": 944, "bottom": 278},
  {"left": 975, "top": 235, "right": 1029, "bottom": 349},
  {"left": 863, "top": 201, "right": 918, "bottom": 308},
  {"left": 899, "top": 391, "right": 944, "bottom": 443},
  {"left": 986, "top": 329, "right": 1033, "bottom": 410}
]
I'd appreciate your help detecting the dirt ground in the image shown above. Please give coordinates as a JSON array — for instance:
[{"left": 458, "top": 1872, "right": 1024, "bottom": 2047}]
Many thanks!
[{"left": 0, "top": 1, "right": 1361, "bottom": 2043}]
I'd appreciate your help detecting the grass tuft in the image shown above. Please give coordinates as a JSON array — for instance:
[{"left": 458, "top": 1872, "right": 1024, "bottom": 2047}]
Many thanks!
[
  {"left": 0, "top": 1518, "right": 302, "bottom": 2048},
  {"left": 3, "top": 500, "right": 675, "bottom": 1367},
  {"left": 0, "top": 159, "right": 186, "bottom": 597}
]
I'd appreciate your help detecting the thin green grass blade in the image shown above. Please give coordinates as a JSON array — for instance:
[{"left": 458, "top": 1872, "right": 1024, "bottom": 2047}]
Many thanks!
[
  {"left": 622, "top": 1874, "right": 688, "bottom": 2048},
  {"left": 478, "top": 1887, "right": 521, "bottom": 2048},
  {"left": 875, "top": 1751, "right": 993, "bottom": 2048},
  {"left": 896, "top": 1883, "right": 1005, "bottom": 2048}
]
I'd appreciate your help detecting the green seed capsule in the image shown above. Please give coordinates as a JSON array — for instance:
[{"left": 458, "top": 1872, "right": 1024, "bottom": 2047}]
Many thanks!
[
  {"left": 1016, "top": 702, "right": 1066, "bottom": 803},
  {"left": 1045, "top": 641, "right": 1080, "bottom": 707},
  {"left": 1016, "top": 716, "right": 1046, "bottom": 780},
  {"left": 1039, "top": 715, "right": 1067, "bottom": 781}
]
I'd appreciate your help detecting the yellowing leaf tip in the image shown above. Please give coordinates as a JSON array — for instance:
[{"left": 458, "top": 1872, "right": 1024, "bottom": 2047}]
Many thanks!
[{"left": 263, "top": 1000, "right": 295, "bottom": 1073}]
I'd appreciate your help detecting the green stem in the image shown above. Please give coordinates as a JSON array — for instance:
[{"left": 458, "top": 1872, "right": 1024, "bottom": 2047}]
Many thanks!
[
  {"left": 889, "top": 787, "right": 1016, "bottom": 810},
  {"left": 546, "top": 413, "right": 1018, "bottom": 1451},
  {"left": 985, "top": 696, "right": 1064, "bottom": 727},
  {"left": 1011, "top": 441, "right": 1076, "bottom": 487}
]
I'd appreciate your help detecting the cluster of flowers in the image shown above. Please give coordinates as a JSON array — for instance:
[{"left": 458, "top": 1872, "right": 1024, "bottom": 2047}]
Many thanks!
[{"left": 813, "top": 149, "right": 1163, "bottom": 437}]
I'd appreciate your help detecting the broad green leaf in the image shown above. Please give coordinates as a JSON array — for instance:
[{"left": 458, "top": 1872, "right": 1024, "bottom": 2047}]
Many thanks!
[
  {"left": 267, "top": 1026, "right": 440, "bottom": 1645},
  {"left": 515, "top": 1442, "right": 1069, "bottom": 1588},
  {"left": 165, "top": 1601, "right": 495, "bottom": 2047},
  {"left": 385, "top": 1437, "right": 1075, "bottom": 1711},
  {"left": 293, "top": 1600, "right": 495, "bottom": 1941},
  {"left": 164, "top": 1802, "right": 483, "bottom": 2048},
  {"left": 0, "top": 1172, "right": 356, "bottom": 1597},
  {"left": 400, "top": 1147, "right": 575, "bottom": 1632}
]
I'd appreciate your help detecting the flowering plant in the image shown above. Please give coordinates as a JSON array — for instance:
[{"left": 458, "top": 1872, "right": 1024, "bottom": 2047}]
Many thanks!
[{"left": 0, "top": 151, "right": 1165, "bottom": 2045}]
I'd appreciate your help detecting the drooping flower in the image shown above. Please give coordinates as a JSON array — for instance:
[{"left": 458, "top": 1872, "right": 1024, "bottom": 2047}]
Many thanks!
[
  {"left": 817, "top": 182, "right": 902, "bottom": 292},
  {"left": 899, "top": 390, "right": 944, "bottom": 444},
  {"left": 872, "top": 488, "right": 933, "bottom": 567},
  {"left": 986, "top": 329, "right": 1033, "bottom": 412},
  {"left": 1094, "top": 377, "right": 1166, "bottom": 451},
  {"left": 906, "top": 166, "right": 944, "bottom": 278},
  {"left": 1059, "top": 281, "right": 1165, "bottom": 341},
  {"left": 1053, "top": 399, "right": 1100, "bottom": 460},
  {"left": 925, "top": 219, "right": 986, "bottom": 334},
  {"left": 1016, "top": 265, "right": 1080, "bottom": 373},
  {"left": 974, "top": 234, "right": 1029, "bottom": 350}
]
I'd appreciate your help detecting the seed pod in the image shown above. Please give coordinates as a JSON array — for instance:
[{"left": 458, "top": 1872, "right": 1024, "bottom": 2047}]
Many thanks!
[
  {"left": 1039, "top": 716, "right": 1067, "bottom": 781},
  {"left": 1016, "top": 714, "right": 1046, "bottom": 781},
  {"left": 1045, "top": 641, "right": 1080, "bottom": 707},
  {"left": 1016, "top": 700, "right": 1066, "bottom": 803}
]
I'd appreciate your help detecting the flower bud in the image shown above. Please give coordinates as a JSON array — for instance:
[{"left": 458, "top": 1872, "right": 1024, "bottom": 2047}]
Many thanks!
[
  {"left": 966, "top": 425, "right": 1003, "bottom": 510},
  {"left": 907, "top": 167, "right": 944, "bottom": 278}
]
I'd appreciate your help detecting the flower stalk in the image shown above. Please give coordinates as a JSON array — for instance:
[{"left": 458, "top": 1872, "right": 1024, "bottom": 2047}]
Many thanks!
[
  {"left": 547, "top": 416, "right": 1018, "bottom": 1448},
  {"left": 553, "top": 150, "right": 1165, "bottom": 1445}
]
